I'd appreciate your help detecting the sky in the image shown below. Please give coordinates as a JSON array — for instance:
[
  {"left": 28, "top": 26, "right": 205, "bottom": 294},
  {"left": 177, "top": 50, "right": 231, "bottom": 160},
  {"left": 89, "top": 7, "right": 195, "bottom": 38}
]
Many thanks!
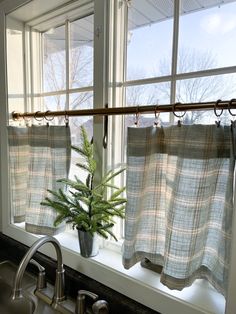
[{"left": 127, "top": 1, "right": 236, "bottom": 78}]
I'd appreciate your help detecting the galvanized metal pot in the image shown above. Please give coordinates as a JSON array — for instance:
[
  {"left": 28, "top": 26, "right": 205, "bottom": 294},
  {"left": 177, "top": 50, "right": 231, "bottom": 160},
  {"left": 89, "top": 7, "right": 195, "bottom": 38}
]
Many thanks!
[{"left": 77, "top": 230, "right": 99, "bottom": 258}]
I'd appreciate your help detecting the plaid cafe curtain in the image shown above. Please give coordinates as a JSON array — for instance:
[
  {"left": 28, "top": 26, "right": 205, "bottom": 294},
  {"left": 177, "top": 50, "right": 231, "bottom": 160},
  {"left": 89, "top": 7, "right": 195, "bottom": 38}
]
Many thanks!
[
  {"left": 8, "top": 125, "right": 71, "bottom": 235},
  {"left": 123, "top": 124, "right": 235, "bottom": 297}
]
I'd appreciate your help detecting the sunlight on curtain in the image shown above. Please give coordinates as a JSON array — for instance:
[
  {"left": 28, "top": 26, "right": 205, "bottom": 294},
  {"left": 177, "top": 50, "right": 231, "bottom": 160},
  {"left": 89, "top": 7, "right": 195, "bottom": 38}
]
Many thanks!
[
  {"left": 8, "top": 125, "right": 71, "bottom": 235},
  {"left": 123, "top": 125, "right": 235, "bottom": 296}
]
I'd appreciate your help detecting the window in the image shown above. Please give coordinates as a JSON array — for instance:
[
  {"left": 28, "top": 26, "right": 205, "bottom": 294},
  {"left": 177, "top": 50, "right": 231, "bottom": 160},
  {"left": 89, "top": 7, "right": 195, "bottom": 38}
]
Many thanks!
[
  {"left": 124, "top": 0, "right": 236, "bottom": 128},
  {"left": 41, "top": 15, "right": 94, "bottom": 172},
  {"left": 2, "top": 1, "right": 236, "bottom": 314},
  {"left": 118, "top": 0, "right": 236, "bottom": 246}
]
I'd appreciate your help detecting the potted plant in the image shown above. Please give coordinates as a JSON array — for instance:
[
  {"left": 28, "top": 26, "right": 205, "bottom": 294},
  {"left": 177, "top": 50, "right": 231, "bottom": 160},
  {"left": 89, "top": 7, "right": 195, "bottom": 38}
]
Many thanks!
[{"left": 41, "top": 126, "right": 126, "bottom": 257}]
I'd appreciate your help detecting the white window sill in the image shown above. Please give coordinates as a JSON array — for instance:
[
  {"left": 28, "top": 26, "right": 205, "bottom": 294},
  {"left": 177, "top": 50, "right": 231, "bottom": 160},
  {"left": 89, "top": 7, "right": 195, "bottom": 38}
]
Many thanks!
[{"left": 10, "top": 224, "right": 225, "bottom": 314}]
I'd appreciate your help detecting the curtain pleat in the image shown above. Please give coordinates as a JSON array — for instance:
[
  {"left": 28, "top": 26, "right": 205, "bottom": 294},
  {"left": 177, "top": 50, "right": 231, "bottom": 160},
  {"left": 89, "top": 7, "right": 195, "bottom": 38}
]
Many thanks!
[
  {"left": 8, "top": 125, "right": 71, "bottom": 235},
  {"left": 123, "top": 125, "right": 235, "bottom": 296}
]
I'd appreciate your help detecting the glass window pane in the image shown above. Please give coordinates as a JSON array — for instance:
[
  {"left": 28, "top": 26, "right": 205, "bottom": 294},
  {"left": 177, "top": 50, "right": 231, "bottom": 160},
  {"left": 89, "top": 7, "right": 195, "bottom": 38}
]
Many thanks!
[
  {"left": 178, "top": 1, "right": 236, "bottom": 73},
  {"left": 126, "top": 0, "right": 174, "bottom": 81},
  {"left": 176, "top": 73, "right": 236, "bottom": 124},
  {"left": 126, "top": 82, "right": 171, "bottom": 125},
  {"left": 43, "top": 25, "right": 66, "bottom": 92},
  {"left": 43, "top": 94, "right": 66, "bottom": 111},
  {"left": 42, "top": 94, "right": 66, "bottom": 125},
  {"left": 70, "top": 14, "right": 94, "bottom": 88},
  {"left": 69, "top": 91, "right": 93, "bottom": 110},
  {"left": 7, "top": 24, "right": 25, "bottom": 116}
]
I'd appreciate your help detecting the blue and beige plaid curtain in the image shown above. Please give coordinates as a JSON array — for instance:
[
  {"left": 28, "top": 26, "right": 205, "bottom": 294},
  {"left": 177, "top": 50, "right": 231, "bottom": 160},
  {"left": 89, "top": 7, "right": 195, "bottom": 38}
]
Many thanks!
[
  {"left": 123, "top": 125, "right": 235, "bottom": 296},
  {"left": 8, "top": 125, "right": 71, "bottom": 235}
]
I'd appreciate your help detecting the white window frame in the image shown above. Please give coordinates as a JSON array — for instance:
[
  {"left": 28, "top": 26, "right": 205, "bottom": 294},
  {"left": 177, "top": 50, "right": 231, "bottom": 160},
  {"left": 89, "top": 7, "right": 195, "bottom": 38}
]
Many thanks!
[{"left": 0, "top": 1, "right": 236, "bottom": 314}]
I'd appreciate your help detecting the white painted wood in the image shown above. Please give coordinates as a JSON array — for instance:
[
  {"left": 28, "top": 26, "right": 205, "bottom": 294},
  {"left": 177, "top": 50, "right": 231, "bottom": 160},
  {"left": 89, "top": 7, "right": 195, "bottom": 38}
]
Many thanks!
[
  {"left": 93, "top": 0, "right": 107, "bottom": 184},
  {"left": 225, "top": 172, "right": 236, "bottom": 314},
  {"left": 8, "top": 0, "right": 72, "bottom": 22}
]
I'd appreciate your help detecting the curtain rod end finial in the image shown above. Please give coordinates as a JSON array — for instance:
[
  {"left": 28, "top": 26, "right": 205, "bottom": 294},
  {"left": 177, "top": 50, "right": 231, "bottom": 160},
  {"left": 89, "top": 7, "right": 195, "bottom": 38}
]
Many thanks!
[{"left": 12, "top": 111, "right": 20, "bottom": 121}]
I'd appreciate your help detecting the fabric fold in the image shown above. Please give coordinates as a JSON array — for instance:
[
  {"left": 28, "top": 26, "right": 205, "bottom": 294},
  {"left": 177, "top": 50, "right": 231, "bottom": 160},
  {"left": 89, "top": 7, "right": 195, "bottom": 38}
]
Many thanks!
[
  {"left": 123, "top": 125, "right": 235, "bottom": 296},
  {"left": 8, "top": 125, "right": 71, "bottom": 235}
]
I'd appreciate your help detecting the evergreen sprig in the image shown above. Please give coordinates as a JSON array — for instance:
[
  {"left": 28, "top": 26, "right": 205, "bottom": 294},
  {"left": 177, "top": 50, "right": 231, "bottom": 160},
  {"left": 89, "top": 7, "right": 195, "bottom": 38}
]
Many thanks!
[{"left": 41, "top": 126, "right": 126, "bottom": 241}]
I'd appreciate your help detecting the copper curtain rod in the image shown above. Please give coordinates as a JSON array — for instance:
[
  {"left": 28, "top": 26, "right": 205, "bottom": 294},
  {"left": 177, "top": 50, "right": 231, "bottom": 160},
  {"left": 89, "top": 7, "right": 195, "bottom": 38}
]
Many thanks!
[{"left": 12, "top": 99, "right": 236, "bottom": 120}]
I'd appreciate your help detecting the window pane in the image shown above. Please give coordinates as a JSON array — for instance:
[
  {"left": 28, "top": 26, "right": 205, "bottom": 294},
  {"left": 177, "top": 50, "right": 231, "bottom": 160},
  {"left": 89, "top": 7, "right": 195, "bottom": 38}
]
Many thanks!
[
  {"left": 70, "top": 14, "right": 94, "bottom": 88},
  {"left": 42, "top": 94, "right": 66, "bottom": 125},
  {"left": 43, "top": 94, "right": 66, "bottom": 111},
  {"left": 176, "top": 73, "right": 236, "bottom": 124},
  {"left": 7, "top": 24, "right": 25, "bottom": 115},
  {"left": 43, "top": 25, "right": 66, "bottom": 92},
  {"left": 69, "top": 91, "right": 93, "bottom": 110},
  {"left": 126, "top": 0, "right": 174, "bottom": 80},
  {"left": 126, "top": 82, "right": 171, "bottom": 125},
  {"left": 176, "top": 73, "right": 236, "bottom": 103},
  {"left": 178, "top": 1, "right": 236, "bottom": 73}
]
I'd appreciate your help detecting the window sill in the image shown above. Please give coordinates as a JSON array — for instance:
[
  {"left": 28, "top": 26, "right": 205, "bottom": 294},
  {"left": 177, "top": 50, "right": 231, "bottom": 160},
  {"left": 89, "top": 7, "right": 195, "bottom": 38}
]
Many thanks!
[
  {"left": 10, "top": 225, "right": 225, "bottom": 314},
  {"left": 56, "top": 230, "right": 225, "bottom": 314}
]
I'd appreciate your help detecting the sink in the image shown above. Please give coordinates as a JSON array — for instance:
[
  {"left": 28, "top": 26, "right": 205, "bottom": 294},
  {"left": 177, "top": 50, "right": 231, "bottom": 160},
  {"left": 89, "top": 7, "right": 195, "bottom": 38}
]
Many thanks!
[{"left": 0, "top": 260, "right": 57, "bottom": 314}]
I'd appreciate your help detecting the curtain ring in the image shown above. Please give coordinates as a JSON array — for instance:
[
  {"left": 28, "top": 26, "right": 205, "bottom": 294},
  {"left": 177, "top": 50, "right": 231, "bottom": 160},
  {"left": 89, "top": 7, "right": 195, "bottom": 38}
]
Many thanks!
[
  {"left": 214, "top": 99, "right": 222, "bottom": 127},
  {"left": 34, "top": 111, "right": 44, "bottom": 122},
  {"left": 12, "top": 111, "right": 19, "bottom": 121},
  {"left": 172, "top": 102, "right": 186, "bottom": 127},
  {"left": 172, "top": 102, "right": 186, "bottom": 118},
  {"left": 64, "top": 110, "right": 69, "bottom": 127},
  {"left": 44, "top": 110, "right": 54, "bottom": 121},
  {"left": 228, "top": 98, "right": 236, "bottom": 117},
  {"left": 154, "top": 105, "right": 160, "bottom": 127},
  {"left": 23, "top": 112, "right": 31, "bottom": 124},
  {"left": 214, "top": 99, "right": 223, "bottom": 117},
  {"left": 134, "top": 106, "right": 140, "bottom": 127}
]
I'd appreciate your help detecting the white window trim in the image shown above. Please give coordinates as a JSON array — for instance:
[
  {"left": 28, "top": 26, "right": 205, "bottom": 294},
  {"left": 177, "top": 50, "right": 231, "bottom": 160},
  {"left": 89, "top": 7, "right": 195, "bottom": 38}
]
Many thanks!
[{"left": 0, "top": 1, "right": 235, "bottom": 314}]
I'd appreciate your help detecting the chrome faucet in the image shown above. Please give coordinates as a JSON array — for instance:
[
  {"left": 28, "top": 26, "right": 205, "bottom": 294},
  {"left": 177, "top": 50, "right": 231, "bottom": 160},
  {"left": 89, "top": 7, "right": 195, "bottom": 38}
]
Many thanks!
[
  {"left": 11, "top": 235, "right": 109, "bottom": 314},
  {"left": 12, "top": 236, "right": 65, "bottom": 305}
]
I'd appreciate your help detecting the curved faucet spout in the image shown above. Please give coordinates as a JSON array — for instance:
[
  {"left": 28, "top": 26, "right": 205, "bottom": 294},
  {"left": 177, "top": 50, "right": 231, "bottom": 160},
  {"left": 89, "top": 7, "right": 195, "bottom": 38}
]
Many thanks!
[{"left": 12, "top": 236, "right": 65, "bottom": 302}]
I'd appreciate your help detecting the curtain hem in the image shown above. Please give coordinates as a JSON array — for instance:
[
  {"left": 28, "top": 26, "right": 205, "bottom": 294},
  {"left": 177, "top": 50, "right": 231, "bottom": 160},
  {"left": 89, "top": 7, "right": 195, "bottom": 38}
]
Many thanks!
[
  {"left": 123, "top": 251, "right": 227, "bottom": 297},
  {"left": 25, "top": 223, "right": 65, "bottom": 236}
]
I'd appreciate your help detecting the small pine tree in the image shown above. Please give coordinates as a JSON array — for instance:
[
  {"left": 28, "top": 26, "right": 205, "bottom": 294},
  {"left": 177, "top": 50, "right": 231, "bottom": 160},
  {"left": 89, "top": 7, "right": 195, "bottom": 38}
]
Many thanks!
[{"left": 41, "top": 126, "right": 126, "bottom": 241}]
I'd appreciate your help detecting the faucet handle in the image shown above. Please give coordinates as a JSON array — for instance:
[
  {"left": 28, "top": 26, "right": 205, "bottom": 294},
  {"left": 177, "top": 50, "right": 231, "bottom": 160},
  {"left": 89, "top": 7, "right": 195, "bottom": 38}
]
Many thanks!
[
  {"left": 29, "top": 259, "right": 46, "bottom": 290},
  {"left": 92, "top": 300, "right": 109, "bottom": 314},
  {"left": 75, "top": 290, "right": 98, "bottom": 314}
]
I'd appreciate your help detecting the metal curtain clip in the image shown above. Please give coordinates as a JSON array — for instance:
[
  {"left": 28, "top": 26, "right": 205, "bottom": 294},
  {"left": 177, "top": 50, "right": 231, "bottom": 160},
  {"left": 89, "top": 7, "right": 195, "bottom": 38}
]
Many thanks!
[
  {"left": 172, "top": 102, "right": 186, "bottom": 127},
  {"left": 134, "top": 106, "right": 140, "bottom": 127}
]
